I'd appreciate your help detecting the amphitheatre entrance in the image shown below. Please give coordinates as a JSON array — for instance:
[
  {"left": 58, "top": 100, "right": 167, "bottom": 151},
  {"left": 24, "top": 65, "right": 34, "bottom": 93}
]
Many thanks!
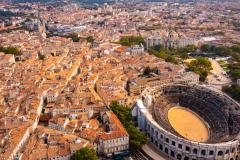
[{"left": 168, "top": 106, "right": 209, "bottom": 142}]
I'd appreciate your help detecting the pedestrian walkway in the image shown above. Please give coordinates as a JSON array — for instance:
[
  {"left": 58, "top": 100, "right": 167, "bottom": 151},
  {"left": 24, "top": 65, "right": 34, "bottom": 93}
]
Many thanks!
[{"left": 142, "top": 144, "right": 167, "bottom": 160}]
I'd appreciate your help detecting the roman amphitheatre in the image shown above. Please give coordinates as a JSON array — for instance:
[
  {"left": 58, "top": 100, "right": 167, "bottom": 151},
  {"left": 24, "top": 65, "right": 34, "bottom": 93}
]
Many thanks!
[{"left": 134, "top": 84, "right": 240, "bottom": 160}]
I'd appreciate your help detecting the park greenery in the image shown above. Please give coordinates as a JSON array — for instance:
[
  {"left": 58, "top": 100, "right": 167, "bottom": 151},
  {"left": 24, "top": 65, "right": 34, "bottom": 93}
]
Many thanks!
[
  {"left": 228, "top": 63, "right": 240, "bottom": 80},
  {"left": 70, "top": 147, "right": 98, "bottom": 160},
  {"left": 223, "top": 84, "right": 240, "bottom": 102},
  {"left": 86, "top": 36, "right": 94, "bottom": 43},
  {"left": 38, "top": 52, "right": 45, "bottom": 60},
  {"left": 148, "top": 45, "right": 178, "bottom": 64},
  {"left": 65, "top": 34, "right": 94, "bottom": 43},
  {"left": 118, "top": 36, "right": 144, "bottom": 46},
  {"left": 187, "top": 57, "right": 212, "bottom": 81},
  {"left": 66, "top": 33, "right": 80, "bottom": 42},
  {"left": 0, "top": 46, "right": 22, "bottom": 56},
  {"left": 148, "top": 44, "right": 197, "bottom": 64},
  {"left": 110, "top": 101, "right": 147, "bottom": 152},
  {"left": 200, "top": 44, "right": 240, "bottom": 61},
  {"left": 139, "top": 66, "right": 160, "bottom": 77}
]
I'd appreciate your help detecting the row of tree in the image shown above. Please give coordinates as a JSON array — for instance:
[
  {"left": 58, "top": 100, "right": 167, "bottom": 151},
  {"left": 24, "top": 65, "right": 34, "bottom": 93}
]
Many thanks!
[
  {"left": 65, "top": 33, "right": 94, "bottom": 43},
  {"left": 71, "top": 147, "right": 98, "bottom": 160},
  {"left": 110, "top": 101, "right": 147, "bottom": 152},
  {"left": 148, "top": 45, "right": 178, "bottom": 64},
  {"left": 0, "top": 46, "right": 22, "bottom": 56},
  {"left": 200, "top": 44, "right": 240, "bottom": 61},
  {"left": 187, "top": 57, "right": 212, "bottom": 81},
  {"left": 223, "top": 84, "right": 240, "bottom": 102},
  {"left": 118, "top": 36, "right": 144, "bottom": 46}
]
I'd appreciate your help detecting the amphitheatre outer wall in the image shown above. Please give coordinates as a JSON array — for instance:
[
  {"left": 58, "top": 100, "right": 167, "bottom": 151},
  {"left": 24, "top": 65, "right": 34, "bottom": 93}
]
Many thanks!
[{"left": 132, "top": 84, "right": 240, "bottom": 160}]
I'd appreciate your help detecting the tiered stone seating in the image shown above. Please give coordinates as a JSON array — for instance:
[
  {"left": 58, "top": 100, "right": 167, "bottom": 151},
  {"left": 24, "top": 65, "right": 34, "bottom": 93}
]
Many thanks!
[{"left": 150, "top": 85, "right": 240, "bottom": 143}]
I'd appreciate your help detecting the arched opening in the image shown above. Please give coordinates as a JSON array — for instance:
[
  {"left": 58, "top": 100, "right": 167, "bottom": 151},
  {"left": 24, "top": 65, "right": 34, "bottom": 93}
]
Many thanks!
[
  {"left": 170, "top": 151, "right": 175, "bottom": 157},
  {"left": 217, "top": 151, "right": 223, "bottom": 156},
  {"left": 201, "top": 150, "right": 206, "bottom": 155},
  {"left": 185, "top": 146, "right": 190, "bottom": 152},
  {"left": 193, "top": 148, "right": 198, "bottom": 154},
  {"left": 165, "top": 148, "right": 169, "bottom": 154},
  {"left": 231, "top": 148, "right": 235, "bottom": 153},
  {"left": 209, "top": 150, "right": 214, "bottom": 156},
  {"left": 177, "top": 154, "right": 182, "bottom": 160},
  {"left": 230, "top": 158, "right": 234, "bottom": 160},
  {"left": 236, "top": 155, "right": 239, "bottom": 160},
  {"left": 159, "top": 144, "right": 163, "bottom": 150},
  {"left": 225, "top": 149, "right": 229, "bottom": 154},
  {"left": 154, "top": 141, "right": 158, "bottom": 146},
  {"left": 184, "top": 156, "right": 189, "bottom": 160}
]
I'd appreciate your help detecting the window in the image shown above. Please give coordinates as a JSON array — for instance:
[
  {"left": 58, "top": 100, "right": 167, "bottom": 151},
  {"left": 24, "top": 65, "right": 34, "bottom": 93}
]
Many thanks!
[
  {"left": 165, "top": 138, "right": 169, "bottom": 143},
  {"left": 171, "top": 141, "right": 176, "bottom": 146},
  {"left": 186, "top": 146, "right": 190, "bottom": 152},
  {"left": 165, "top": 148, "right": 169, "bottom": 154},
  {"left": 201, "top": 150, "right": 206, "bottom": 155},
  {"left": 184, "top": 157, "right": 189, "bottom": 160},
  {"left": 218, "top": 151, "right": 223, "bottom": 156},
  {"left": 177, "top": 154, "right": 182, "bottom": 160},
  {"left": 178, "top": 144, "right": 182, "bottom": 149},
  {"left": 209, "top": 150, "right": 214, "bottom": 155},
  {"left": 193, "top": 148, "right": 198, "bottom": 154},
  {"left": 159, "top": 144, "right": 163, "bottom": 150},
  {"left": 170, "top": 151, "right": 175, "bottom": 157},
  {"left": 225, "top": 150, "right": 229, "bottom": 154}
]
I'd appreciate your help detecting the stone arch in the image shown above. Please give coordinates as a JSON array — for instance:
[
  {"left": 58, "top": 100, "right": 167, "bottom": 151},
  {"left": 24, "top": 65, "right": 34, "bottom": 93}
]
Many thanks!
[
  {"left": 165, "top": 148, "right": 169, "bottom": 154},
  {"left": 225, "top": 149, "right": 229, "bottom": 154},
  {"left": 177, "top": 154, "right": 182, "bottom": 160},
  {"left": 217, "top": 151, "right": 223, "bottom": 156},
  {"left": 159, "top": 144, "right": 163, "bottom": 150},
  {"left": 193, "top": 148, "right": 198, "bottom": 154},
  {"left": 184, "top": 156, "right": 189, "bottom": 160},
  {"left": 170, "top": 150, "right": 175, "bottom": 157}
]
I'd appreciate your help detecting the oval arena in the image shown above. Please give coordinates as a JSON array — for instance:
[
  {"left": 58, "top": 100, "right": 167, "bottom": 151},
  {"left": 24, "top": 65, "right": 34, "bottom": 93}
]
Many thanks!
[{"left": 132, "top": 84, "right": 240, "bottom": 160}]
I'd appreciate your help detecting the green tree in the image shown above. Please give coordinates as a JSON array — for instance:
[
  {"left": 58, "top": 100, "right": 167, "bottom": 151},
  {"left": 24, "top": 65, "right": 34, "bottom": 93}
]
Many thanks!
[
  {"left": 200, "top": 44, "right": 211, "bottom": 52},
  {"left": 213, "top": 46, "right": 232, "bottom": 56},
  {"left": 143, "top": 66, "right": 152, "bottom": 76},
  {"left": 66, "top": 33, "right": 80, "bottom": 42},
  {"left": 0, "top": 46, "right": 21, "bottom": 56},
  {"left": 70, "top": 147, "right": 97, "bottom": 160},
  {"left": 38, "top": 52, "right": 45, "bottom": 60},
  {"left": 231, "top": 44, "right": 240, "bottom": 53},
  {"left": 228, "top": 63, "right": 240, "bottom": 79},
  {"left": 166, "top": 55, "right": 178, "bottom": 64},
  {"left": 86, "top": 36, "right": 94, "bottom": 43},
  {"left": 119, "top": 36, "right": 144, "bottom": 46},
  {"left": 223, "top": 84, "right": 240, "bottom": 102},
  {"left": 178, "top": 44, "right": 197, "bottom": 54},
  {"left": 188, "top": 57, "right": 212, "bottom": 81},
  {"left": 180, "top": 52, "right": 189, "bottom": 59},
  {"left": 110, "top": 101, "right": 147, "bottom": 151}
]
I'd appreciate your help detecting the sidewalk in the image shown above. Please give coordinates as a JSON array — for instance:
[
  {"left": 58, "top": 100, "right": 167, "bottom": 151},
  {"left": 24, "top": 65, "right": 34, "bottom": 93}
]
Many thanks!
[{"left": 141, "top": 144, "right": 168, "bottom": 160}]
